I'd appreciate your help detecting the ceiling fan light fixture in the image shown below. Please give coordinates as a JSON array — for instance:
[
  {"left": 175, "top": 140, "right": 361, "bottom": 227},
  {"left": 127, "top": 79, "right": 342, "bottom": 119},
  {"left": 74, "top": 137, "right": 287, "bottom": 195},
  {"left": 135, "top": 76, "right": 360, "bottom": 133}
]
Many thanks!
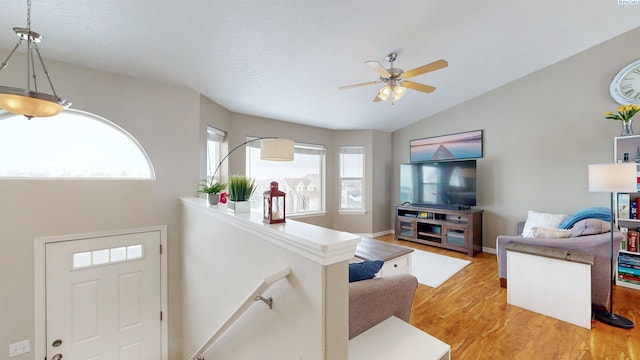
[
  {"left": 378, "top": 85, "right": 391, "bottom": 101},
  {"left": 0, "top": 0, "right": 71, "bottom": 119},
  {"left": 392, "top": 84, "right": 406, "bottom": 97}
]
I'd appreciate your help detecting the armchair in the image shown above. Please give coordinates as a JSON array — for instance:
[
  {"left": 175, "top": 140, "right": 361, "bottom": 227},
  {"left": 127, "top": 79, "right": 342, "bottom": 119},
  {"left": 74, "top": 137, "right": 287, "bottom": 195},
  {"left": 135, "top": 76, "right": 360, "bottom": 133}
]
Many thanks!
[{"left": 349, "top": 273, "right": 418, "bottom": 339}]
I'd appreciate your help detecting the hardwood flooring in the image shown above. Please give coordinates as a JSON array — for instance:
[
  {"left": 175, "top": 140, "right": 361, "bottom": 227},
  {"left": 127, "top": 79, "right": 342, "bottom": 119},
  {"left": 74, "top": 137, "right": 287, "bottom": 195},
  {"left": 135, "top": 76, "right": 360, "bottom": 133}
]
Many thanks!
[{"left": 374, "top": 234, "right": 640, "bottom": 359}]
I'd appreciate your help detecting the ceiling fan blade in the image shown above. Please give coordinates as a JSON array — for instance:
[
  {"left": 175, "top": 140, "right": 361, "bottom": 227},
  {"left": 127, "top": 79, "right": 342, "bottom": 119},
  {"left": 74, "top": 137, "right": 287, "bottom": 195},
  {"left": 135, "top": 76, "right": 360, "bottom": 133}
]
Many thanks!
[
  {"left": 401, "top": 80, "right": 436, "bottom": 93},
  {"left": 338, "top": 80, "right": 380, "bottom": 90},
  {"left": 365, "top": 60, "right": 391, "bottom": 78},
  {"left": 401, "top": 59, "right": 448, "bottom": 79}
]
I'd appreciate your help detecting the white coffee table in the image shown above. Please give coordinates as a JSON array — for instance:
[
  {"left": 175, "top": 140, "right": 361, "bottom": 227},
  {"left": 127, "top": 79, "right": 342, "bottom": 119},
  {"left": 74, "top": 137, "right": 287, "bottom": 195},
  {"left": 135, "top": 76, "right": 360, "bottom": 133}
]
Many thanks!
[{"left": 354, "top": 237, "right": 413, "bottom": 276}]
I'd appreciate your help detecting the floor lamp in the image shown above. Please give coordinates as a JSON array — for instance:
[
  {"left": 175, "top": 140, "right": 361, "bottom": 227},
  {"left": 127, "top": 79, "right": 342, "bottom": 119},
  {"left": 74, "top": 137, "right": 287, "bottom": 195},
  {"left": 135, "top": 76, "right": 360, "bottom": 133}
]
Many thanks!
[
  {"left": 588, "top": 162, "right": 636, "bottom": 329},
  {"left": 210, "top": 137, "right": 294, "bottom": 183}
]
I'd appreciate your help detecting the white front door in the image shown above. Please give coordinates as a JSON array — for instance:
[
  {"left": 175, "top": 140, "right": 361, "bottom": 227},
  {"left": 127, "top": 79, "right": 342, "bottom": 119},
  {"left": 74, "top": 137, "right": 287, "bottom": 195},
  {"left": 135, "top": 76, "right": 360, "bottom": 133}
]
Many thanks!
[{"left": 45, "top": 230, "right": 162, "bottom": 359}]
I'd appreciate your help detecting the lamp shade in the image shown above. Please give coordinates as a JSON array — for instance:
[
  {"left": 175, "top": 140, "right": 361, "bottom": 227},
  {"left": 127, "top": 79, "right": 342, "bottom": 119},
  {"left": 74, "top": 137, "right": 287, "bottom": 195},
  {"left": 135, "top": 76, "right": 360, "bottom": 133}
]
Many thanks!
[
  {"left": 260, "top": 138, "right": 294, "bottom": 161},
  {"left": 588, "top": 163, "right": 637, "bottom": 193}
]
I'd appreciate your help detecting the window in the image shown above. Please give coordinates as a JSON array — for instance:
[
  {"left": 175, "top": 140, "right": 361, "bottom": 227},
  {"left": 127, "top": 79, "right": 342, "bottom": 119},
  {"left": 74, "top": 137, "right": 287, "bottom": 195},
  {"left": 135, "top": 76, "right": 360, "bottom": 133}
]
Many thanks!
[
  {"left": 0, "top": 110, "right": 154, "bottom": 179},
  {"left": 247, "top": 140, "right": 325, "bottom": 215},
  {"left": 339, "top": 146, "right": 365, "bottom": 211},
  {"left": 206, "top": 126, "right": 226, "bottom": 182}
]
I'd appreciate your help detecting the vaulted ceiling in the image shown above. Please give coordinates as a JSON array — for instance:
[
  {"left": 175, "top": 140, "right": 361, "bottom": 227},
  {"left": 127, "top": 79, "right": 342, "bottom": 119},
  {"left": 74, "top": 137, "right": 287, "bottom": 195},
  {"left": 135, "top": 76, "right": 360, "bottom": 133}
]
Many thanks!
[{"left": 1, "top": 1, "right": 639, "bottom": 132}]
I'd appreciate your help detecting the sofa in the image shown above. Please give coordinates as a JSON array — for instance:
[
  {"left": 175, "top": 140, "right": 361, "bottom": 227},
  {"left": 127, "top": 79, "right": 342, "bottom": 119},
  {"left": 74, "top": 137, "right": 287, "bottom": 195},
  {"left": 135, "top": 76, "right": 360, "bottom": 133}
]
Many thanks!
[
  {"left": 496, "top": 220, "right": 623, "bottom": 309},
  {"left": 349, "top": 273, "right": 418, "bottom": 339}
]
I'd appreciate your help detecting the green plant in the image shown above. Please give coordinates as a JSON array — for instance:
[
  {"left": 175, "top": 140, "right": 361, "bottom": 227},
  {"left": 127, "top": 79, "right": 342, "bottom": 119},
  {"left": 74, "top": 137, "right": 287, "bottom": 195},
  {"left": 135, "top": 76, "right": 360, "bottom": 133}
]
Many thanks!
[
  {"left": 228, "top": 174, "right": 257, "bottom": 201},
  {"left": 605, "top": 104, "right": 640, "bottom": 122},
  {"left": 196, "top": 180, "right": 227, "bottom": 194}
]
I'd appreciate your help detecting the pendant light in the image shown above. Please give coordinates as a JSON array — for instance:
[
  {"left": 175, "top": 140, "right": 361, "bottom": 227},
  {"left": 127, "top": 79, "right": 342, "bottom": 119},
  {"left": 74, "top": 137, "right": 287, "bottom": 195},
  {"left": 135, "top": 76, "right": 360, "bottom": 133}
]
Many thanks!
[{"left": 0, "top": 0, "right": 71, "bottom": 119}]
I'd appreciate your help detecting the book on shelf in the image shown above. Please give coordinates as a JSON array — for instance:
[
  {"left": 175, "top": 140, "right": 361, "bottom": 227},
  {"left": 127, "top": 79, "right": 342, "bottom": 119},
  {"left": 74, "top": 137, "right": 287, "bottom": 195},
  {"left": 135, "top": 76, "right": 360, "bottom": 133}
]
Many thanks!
[
  {"left": 618, "top": 273, "right": 640, "bottom": 285},
  {"left": 620, "top": 254, "right": 640, "bottom": 264},
  {"left": 628, "top": 230, "right": 639, "bottom": 252},
  {"left": 618, "top": 194, "right": 631, "bottom": 219},
  {"left": 619, "top": 263, "right": 640, "bottom": 275},
  {"left": 633, "top": 201, "right": 638, "bottom": 219}
]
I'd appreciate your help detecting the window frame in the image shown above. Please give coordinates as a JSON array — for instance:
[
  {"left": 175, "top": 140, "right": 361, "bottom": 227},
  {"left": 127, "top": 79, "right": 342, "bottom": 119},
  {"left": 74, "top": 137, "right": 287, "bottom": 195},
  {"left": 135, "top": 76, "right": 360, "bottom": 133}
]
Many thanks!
[
  {"left": 206, "top": 126, "right": 226, "bottom": 183},
  {"left": 338, "top": 145, "right": 366, "bottom": 214},
  {"left": 246, "top": 138, "right": 326, "bottom": 217},
  {"left": 0, "top": 109, "right": 155, "bottom": 179}
]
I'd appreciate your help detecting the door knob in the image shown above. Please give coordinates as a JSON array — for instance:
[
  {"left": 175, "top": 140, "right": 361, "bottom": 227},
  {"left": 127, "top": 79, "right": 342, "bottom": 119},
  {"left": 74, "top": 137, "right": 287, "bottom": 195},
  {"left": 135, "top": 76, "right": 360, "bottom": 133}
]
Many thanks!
[
  {"left": 52, "top": 339, "right": 63, "bottom": 347},
  {"left": 52, "top": 354, "right": 63, "bottom": 360}
]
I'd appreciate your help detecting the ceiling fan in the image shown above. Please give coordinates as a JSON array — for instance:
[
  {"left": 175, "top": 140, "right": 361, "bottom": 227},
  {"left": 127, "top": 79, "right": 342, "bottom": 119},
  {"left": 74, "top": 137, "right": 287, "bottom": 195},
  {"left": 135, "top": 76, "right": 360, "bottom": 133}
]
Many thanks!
[{"left": 339, "top": 52, "right": 448, "bottom": 103}]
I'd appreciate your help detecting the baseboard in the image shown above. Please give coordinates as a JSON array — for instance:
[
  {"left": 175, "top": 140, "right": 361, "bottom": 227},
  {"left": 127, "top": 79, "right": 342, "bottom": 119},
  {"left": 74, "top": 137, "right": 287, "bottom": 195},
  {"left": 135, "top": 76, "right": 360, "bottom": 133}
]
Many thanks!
[
  {"left": 483, "top": 247, "right": 497, "bottom": 254},
  {"left": 357, "top": 229, "right": 394, "bottom": 238}
]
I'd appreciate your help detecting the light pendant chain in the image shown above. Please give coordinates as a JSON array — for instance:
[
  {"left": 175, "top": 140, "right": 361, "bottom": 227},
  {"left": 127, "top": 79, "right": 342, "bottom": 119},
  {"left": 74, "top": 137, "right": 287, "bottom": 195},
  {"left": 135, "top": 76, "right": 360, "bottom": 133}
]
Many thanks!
[{"left": 27, "top": 0, "right": 31, "bottom": 32}]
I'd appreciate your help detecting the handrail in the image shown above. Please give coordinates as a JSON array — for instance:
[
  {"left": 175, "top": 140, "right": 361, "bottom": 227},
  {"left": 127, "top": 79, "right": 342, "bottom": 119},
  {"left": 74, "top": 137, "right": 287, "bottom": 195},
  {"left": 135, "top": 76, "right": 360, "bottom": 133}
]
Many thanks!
[{"left": 191, "top": 266, "right": 291, "bottom": 360}]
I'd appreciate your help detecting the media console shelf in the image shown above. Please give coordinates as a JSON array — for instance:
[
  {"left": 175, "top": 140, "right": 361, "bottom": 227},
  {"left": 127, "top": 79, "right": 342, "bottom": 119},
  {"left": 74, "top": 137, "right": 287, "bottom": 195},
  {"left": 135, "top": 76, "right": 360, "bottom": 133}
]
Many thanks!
[{"left": 395, "top": 205, "right": 483, "bottom": 257}]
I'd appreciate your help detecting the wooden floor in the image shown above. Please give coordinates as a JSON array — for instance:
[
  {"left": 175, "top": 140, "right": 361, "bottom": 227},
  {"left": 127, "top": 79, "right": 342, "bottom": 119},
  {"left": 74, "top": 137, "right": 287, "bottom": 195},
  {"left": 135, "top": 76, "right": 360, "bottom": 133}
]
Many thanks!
[{"left": 374, "top": 234, "right": 640, "bottom": 359}]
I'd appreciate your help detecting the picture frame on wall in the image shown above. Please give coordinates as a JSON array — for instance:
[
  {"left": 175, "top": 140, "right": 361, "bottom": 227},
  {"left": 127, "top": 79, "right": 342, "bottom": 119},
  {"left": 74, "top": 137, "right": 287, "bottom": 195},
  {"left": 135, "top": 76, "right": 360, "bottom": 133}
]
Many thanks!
[{"left": 410, "top": 130, "right": 483, "bottom": 162}]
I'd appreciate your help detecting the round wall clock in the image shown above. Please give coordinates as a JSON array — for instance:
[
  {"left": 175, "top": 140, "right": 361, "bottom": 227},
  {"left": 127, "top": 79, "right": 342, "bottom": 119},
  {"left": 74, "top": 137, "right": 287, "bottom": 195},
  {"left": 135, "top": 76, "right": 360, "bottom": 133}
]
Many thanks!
[{"left": 610, "top": 59, "right": 640, "bottom": 105}]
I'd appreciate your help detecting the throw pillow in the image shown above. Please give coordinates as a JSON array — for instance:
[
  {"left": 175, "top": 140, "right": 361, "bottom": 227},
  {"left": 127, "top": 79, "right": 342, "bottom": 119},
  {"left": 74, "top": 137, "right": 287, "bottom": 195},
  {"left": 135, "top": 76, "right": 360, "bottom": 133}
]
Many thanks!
[
  {"left": 522, "top": 210, "right": 569, "bottom": 237},
  {"left": 349, "top": 260, "right": 384, "bottom": 282},
  {"left": 527, "top": 226, "right": 572, "bottom": 239},
  {"left": 570, "top": 218, "right": 612, "bottom": 237}
]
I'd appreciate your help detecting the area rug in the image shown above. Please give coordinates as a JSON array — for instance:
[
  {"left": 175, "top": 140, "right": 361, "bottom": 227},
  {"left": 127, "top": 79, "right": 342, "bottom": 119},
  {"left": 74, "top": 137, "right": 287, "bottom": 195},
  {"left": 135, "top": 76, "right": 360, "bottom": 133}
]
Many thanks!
[{"left": 410, "top": 249, "right": 471, "bottom": 288}]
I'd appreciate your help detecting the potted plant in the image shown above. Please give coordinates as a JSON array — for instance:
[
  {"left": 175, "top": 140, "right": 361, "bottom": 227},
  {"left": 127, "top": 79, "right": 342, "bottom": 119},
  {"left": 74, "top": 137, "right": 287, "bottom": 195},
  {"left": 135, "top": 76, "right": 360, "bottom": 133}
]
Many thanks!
[
  {"left": 227, "top": 174, "right": 257, "bottom": 213},
  {"left": 197, "top": 180, "right": 227, "bottom": 205},
  {"left": 605, "top": 104, "right": 640, "bottom": 136}
]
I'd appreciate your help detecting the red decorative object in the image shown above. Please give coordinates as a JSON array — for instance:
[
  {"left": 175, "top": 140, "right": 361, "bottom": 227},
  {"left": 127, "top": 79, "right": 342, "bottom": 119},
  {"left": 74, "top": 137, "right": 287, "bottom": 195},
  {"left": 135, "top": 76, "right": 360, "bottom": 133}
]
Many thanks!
[
  {"left": 263, "top": 181, "right": 285, "bottom": 224},
  {"left": 219, "top": 192, "right": 228, "bottom": 204}
]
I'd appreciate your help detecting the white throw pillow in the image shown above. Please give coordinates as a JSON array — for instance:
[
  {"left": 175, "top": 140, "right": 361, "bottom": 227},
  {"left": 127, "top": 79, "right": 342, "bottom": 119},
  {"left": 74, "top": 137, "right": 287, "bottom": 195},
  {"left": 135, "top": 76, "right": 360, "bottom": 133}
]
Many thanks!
[
  {"left": 522, "top": 210, "right": 569, "bottom": 237},
  {"left": 528, "top": 226, "right": 572, "bottom": 239}
]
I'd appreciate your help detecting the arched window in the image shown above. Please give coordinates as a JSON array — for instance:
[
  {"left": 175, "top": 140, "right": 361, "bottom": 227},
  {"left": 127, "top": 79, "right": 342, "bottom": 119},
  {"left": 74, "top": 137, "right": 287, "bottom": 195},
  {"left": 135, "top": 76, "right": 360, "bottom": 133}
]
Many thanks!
[{"left": 0, "top": 109, "right": 155, "bottom": 179}]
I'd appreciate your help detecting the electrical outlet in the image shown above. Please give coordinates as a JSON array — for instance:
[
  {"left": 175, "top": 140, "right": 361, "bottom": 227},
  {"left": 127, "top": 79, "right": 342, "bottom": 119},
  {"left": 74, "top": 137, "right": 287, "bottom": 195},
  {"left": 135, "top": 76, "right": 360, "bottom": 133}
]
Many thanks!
[{"left": 8, "top": 339, "right": 30, "bottom": 358}]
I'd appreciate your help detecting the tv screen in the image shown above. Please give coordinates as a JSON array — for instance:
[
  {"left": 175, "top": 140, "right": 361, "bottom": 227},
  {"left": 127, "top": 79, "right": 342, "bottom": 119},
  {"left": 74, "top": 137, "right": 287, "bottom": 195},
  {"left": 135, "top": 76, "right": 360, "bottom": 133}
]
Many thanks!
[{"left": 400, "top": 160, "right": 477, "bottom": 207}]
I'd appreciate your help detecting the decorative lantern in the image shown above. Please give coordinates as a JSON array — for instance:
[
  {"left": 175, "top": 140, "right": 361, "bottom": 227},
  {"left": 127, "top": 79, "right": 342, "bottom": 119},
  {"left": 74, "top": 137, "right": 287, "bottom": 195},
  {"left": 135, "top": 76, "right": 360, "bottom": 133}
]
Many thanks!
[{"left": 263, "top": 181, "right": 286, "bottom": 224}]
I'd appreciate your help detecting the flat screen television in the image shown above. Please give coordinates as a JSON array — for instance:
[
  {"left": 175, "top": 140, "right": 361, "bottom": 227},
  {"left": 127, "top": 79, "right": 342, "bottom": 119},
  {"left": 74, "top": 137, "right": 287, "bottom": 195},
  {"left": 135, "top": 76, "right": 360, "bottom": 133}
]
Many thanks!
[{"left": 400, "top": 160, "right": 477, "bottom": 208}]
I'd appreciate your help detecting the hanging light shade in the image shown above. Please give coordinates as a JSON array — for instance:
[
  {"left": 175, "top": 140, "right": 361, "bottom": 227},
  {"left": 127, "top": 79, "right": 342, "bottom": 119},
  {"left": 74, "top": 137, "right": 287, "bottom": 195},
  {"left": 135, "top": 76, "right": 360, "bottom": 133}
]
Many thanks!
[{"left": 0, "top": 0, "right": 71, "bottom": 119}]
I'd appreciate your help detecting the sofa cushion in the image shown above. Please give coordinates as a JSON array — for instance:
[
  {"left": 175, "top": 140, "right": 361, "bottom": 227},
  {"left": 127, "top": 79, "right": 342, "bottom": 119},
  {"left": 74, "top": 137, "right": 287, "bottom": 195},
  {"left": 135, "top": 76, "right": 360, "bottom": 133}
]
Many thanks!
[
  {"left": 528, "top": 226, "right": 572, "bottom": 239},
  {"left": 349, "top": 260, "right": 384, "bottom": 282},
  {"left": 570, "top": 218, "right": 612, "bottom": 237},
  {"left": 522, "top": 210, "right": 568, "bottom": 237}
]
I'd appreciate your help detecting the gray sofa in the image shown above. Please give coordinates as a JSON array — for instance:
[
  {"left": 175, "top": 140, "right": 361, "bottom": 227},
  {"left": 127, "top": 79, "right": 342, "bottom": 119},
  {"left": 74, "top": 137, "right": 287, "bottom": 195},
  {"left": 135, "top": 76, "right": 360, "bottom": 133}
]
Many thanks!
[
  {"left": 349, "top": 273, "right": 418, "bottom": 339},
  {"left": 496, "top": 221, "right": 623, "bottom": 309}
]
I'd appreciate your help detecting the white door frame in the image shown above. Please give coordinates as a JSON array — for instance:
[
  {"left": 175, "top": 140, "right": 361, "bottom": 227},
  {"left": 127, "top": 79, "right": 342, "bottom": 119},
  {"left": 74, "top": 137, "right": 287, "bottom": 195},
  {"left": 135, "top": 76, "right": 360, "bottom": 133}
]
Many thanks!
[{"left": 34, "top": 225, "right": 168, "bottom": 360}]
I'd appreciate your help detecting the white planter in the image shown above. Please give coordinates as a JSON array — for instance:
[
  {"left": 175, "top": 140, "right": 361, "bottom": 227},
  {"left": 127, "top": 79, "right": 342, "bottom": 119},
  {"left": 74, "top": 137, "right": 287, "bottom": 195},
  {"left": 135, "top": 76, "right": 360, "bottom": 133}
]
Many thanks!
[{"left": 227, "top": 200, "right": 250, "bottom": 214}]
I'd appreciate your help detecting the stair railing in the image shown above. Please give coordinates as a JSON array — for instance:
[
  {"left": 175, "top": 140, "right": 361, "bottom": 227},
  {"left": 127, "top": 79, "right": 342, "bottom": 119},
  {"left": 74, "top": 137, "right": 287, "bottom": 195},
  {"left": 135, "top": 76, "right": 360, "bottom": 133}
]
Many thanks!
[{"left": 191, "top": 266, "right": 291, "bottom": 360}]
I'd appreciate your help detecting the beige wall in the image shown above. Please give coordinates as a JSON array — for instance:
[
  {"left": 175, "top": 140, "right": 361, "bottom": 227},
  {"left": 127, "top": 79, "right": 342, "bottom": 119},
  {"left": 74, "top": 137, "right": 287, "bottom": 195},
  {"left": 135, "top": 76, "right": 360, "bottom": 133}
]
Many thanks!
[
  {"left": 0, "top": 51, "right": 201, "bottom": 359},
  {"left": 392, "top": 27, "right": 640, "bottom": 250},
  {"left": 332, "top": 130, "right": 393, "bottom": 235},
  {"left": 0, "top": 51, "right": 385, "bottom": 360}
]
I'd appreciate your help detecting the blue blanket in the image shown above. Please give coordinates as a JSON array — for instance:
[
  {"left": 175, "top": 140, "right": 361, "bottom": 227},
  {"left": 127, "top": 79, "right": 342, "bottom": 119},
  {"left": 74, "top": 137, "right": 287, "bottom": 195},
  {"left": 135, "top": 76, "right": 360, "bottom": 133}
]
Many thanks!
[{"left": 558, "top": 207, "right": 612, "bottom": 229}]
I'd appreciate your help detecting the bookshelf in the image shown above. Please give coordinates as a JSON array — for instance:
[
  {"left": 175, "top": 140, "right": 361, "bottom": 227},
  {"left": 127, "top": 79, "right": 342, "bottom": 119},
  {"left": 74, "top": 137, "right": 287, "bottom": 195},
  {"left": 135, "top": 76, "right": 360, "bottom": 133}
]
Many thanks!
[
  {"left": 614, "top": 135, "right": 640, "bottom": 290},
  {"left": 614, "top": 135, "right": 640, "bottom": 223}
]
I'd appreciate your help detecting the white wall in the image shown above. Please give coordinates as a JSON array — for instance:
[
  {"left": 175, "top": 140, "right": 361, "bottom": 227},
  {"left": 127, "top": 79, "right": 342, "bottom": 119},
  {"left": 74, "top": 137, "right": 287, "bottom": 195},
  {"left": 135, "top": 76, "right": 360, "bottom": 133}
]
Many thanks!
[
  {"left": 392, "top": 27, "right": 640, "bottom": 250},
  {"left": 0, "top": 51, "right": 201, "bottom": 360},
  {"left": 181, "top": 198, "right": 355, "bottom": 359}
]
